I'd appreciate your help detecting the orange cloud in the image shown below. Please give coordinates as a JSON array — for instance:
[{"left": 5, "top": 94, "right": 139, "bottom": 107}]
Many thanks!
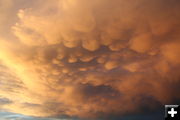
[{"left": 0, "top": 0, "right": 180, "bottom": 119}]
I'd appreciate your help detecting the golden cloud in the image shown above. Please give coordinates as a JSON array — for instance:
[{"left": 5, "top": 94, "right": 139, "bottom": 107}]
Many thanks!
[{"left": 0, "top": 0, "right": 180, "bottom": 118}]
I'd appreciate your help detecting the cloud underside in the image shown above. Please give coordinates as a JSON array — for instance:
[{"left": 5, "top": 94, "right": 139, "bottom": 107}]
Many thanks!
[{"left": 0, "top": 0, "right": 180, "bottom": 118}]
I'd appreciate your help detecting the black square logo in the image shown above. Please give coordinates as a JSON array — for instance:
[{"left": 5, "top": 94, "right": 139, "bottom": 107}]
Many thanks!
[{"left": 165, "top": 105, "right": 180, "bottom": 120}]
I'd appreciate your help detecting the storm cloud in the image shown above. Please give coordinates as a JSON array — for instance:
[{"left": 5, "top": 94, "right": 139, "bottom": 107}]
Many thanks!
[{"left": 0, "top": 0, "right": 180, "bottom": 119}]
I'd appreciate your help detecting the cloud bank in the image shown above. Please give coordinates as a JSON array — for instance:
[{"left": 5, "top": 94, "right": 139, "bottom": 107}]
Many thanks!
[{"left": 0, "top": 0, "right": 180, "bottom": 119}]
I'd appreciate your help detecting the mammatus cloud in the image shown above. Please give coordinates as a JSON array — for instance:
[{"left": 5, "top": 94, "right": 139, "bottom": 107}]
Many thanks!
[{"left": 0, "top": 0, "right": 180, "bottom": 119}]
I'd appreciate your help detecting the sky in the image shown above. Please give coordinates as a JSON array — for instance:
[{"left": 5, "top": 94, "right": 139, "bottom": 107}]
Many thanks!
[{"left": 0, "top": 0, "right": 180, "bottom": 120}]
